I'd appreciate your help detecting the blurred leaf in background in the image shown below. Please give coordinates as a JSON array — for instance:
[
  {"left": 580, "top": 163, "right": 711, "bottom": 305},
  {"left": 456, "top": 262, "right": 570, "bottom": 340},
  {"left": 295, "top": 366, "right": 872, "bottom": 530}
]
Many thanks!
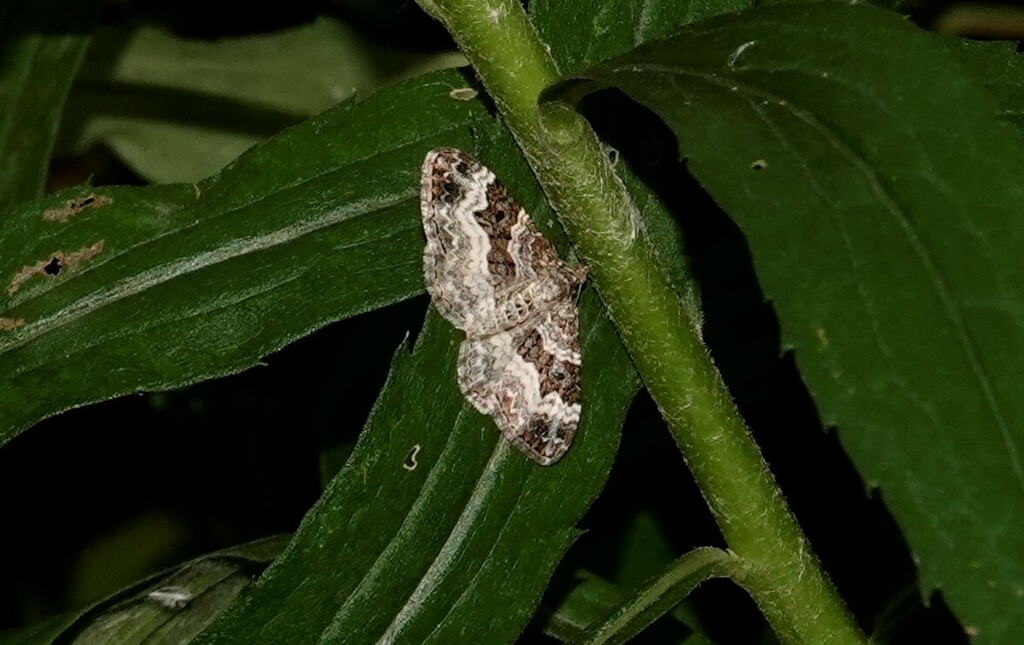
[{"left": 56, "top": 17, "right": 464, "bottom": 183}]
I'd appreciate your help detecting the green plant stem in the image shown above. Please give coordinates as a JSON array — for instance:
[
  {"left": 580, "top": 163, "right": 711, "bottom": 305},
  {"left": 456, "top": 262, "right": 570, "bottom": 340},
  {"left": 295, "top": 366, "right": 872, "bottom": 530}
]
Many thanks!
[
  {"left": 415, "top": 0, "right": 866, "bottom": 643},
  {"left": 581, "top": 547, "right": 739, "bottom": 644}
]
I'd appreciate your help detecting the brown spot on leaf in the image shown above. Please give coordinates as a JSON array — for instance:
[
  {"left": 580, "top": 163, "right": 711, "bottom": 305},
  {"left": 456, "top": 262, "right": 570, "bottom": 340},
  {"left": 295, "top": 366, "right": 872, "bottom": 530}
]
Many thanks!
[
  {"left": 42, "top": 194, "right": 111, "bottom": 223},
  {"left": 7, "top": 240, "right": 105, "bottom": 295},
  {"left": 0, "top": 317, "right": 25, "bottom": 331}
]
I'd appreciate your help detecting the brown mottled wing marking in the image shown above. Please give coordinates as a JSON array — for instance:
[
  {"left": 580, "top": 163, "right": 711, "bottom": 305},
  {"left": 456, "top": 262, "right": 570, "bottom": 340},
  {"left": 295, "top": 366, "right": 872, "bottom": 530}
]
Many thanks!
[
  {"left": 421, "top": 148, "right": 502, "bottom": 336},
  {"left": 420, "top": 147, "right": 587, "bottom": 466},
  {"left": 456, "top": 302, "right": 581, "bottom": 465}
]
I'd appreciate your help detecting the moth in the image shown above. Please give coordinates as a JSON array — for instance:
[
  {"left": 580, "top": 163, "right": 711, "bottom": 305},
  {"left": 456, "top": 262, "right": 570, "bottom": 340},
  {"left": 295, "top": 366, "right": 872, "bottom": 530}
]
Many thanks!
[{"left": 420, "top": 148, "right": 587, "bottom": 465}]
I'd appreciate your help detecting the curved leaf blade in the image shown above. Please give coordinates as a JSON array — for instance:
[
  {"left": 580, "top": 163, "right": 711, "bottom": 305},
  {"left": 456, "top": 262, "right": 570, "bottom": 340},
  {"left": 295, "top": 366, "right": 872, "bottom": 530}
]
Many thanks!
[
  {"left": 0, "top": 535, "right": 288, "bottom": 645},
  {"left": 530, "top": 0, "right": 750, "bottom": 75},
  {"left": 198, "top": 300, "right": 637, "bottom": 643},
  {"left": 953, "top": 40, "right": 1024, "bottom": 132},
  {"left": 196, "top": 138, "right": 640, "bottom": 643},
  {"left": 578, "top": 547, "right": 737, "bottom": 645},
  {"left": 0, "top": 69, "right": 490, "bottom": 446},
  {"left": 536, "top": 568, "right": 708, "bottom": 644},
  {"left": 0, "top": 1, "right": 94, "bottom": 214},
  {"left": 551, "top": 3, "right": 1024, "bottom": 641}
]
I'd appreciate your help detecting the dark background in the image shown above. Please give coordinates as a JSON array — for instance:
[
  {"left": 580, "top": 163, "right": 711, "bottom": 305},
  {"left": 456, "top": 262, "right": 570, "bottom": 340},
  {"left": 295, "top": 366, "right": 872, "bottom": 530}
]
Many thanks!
[{"left": 2, "top": 0, "right": 1017, "bottom": 641}]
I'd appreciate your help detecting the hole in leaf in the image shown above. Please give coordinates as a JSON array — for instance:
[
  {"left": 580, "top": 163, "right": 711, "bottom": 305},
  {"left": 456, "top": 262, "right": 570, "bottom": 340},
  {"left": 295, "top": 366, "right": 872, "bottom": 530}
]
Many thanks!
[
  {"left": 42, "top": 193, "right": 111, "bottom": 222},
  {"left": 6, "top": 240, "right": 104, "bottom": 295}
]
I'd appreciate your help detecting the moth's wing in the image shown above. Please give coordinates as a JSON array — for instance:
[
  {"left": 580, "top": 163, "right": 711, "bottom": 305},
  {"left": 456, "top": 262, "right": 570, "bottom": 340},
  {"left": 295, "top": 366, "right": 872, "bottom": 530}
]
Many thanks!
[
  {"left": 456, "top": 302, "right": 582, "bottom": 466},
  {"left": 422, "top": 148, "right": 512, "bottom": 336},
  {"left": 517, "top": 301, "right": 583, "bottom": 464},
  {"left": 457, "top": 333, "right": 514, "bottom": 418},
  {"left": 504, "top": 202, "right": 568, "bottom": 284}
]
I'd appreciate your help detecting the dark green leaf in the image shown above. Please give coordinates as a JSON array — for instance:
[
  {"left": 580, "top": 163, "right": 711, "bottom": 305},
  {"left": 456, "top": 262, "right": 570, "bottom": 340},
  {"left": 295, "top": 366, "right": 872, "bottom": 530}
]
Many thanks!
[
  {"left": 550, "top": 3, "right": 1024, "bottom": 641},
  {"left": 0, "top": 1, "right": 94, "bottom": 215},
  {"left": 0, "top": 535, "right": 287, "bottom": 645},
  {"left": 540, "top": 571, "right": 634, "bottom": 642},
  {"left": 0, "top": 69, "right": 490, "bottom": 447},
  {"left": 531, "top": 0, "right": 751, "bottom": 75},
  {"left": 952, "top": 40, "right": 1024, "bottom": 132},
  {"left": 537, "top": 568, "right": 711, "bottom": 644},
  {"left": 578, "top": 548, "right": 737, "bottom": 645},
  {"left": 197, "top": 287, "right": 638, "bottom": 641}
]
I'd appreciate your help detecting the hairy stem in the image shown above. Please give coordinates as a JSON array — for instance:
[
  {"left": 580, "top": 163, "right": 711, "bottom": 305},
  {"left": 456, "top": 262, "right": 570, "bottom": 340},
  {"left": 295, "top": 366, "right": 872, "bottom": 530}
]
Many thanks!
[{"left": 416, "top": 0, "right": 866, "bottom": 642}]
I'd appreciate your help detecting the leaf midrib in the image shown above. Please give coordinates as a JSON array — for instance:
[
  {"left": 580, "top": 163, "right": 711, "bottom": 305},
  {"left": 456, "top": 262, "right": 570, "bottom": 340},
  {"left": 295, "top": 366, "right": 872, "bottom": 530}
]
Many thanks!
[
  {"left": 319, "top": 405, "right": 477, "bottom": 641},
  {"left": 1, "top": 190, "right": 416, "bottom": 359},
  {"left": 380, "top": 440, "right": 517, "bottom": 643}
]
